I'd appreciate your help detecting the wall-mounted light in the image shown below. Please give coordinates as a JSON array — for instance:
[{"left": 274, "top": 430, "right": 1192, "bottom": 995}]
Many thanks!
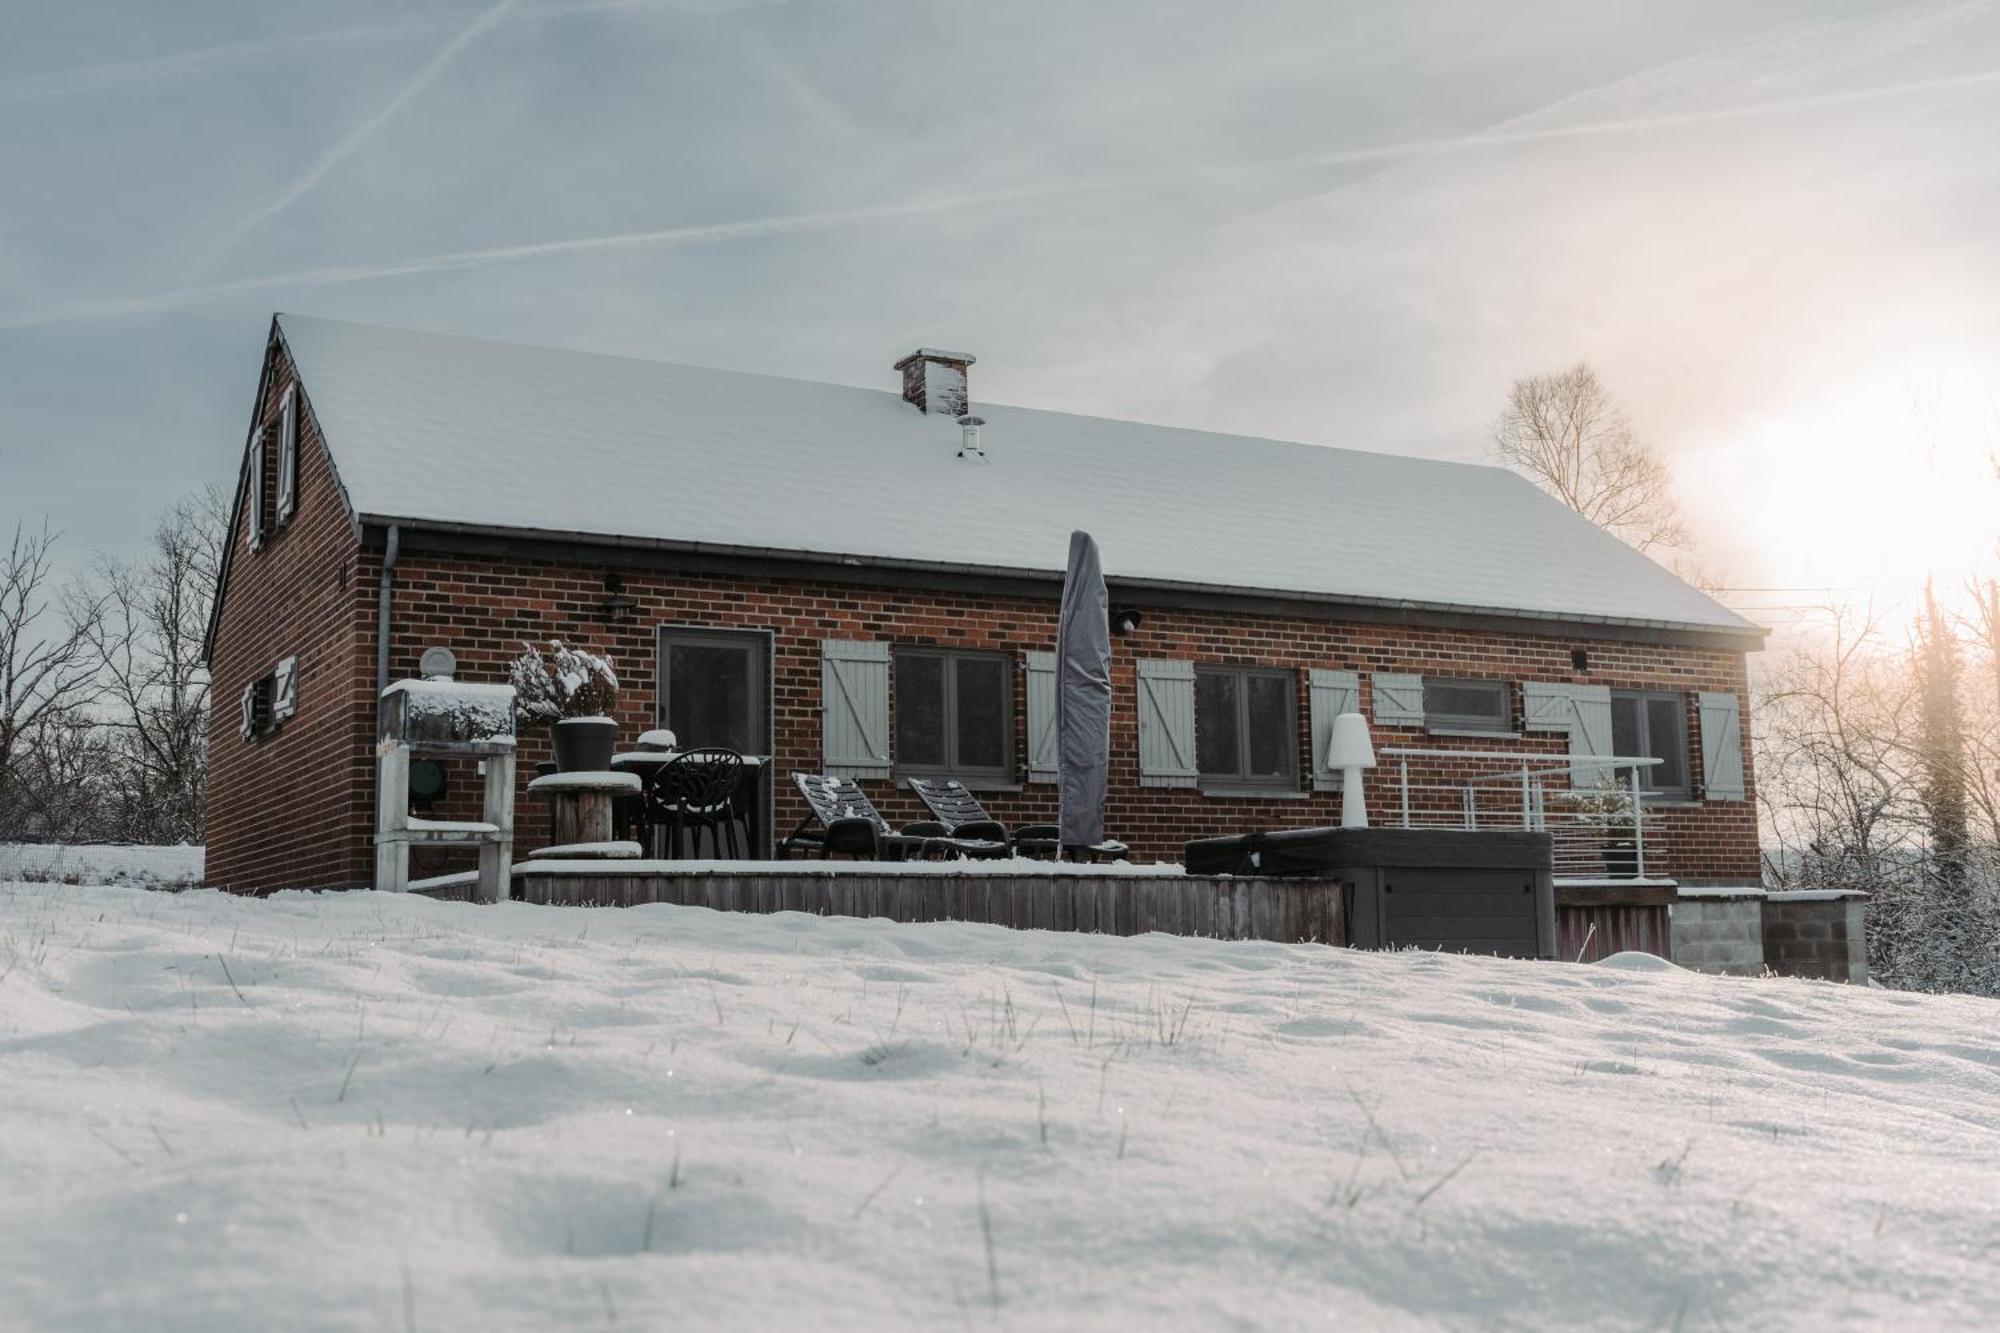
[
  {"left": 1112, "top": 607, "right": 1143, "bottom": 636},
  {"left": 600, "top": 572, "right": 637, "bottom": 624}
]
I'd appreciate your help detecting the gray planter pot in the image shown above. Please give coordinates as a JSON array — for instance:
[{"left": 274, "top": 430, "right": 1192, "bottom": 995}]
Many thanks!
[{"left": 552, "top": 716, "right": 617, "bottom": 773}]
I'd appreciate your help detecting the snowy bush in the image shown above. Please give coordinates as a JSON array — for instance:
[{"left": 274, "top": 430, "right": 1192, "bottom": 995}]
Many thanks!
[{"left": 510, "top": 641, "right": 620, "bottom": 722}]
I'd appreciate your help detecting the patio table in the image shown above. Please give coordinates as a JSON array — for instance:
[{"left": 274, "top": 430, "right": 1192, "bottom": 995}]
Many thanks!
[{"left": 609, "top": 751, "right": 770, "bottom": 858}]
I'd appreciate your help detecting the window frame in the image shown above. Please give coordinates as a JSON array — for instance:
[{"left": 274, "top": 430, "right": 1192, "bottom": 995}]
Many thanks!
[
  {"left": 893, "top": 647, "right": 1014, "bottom": 783},
  {"left": 1610, "top": 689, "right": 1691, "bottom": 801},
  {"left": 1194, "top": 664, "right": 1299, "bottom": 789},
  {"left": 1421, "top": 676, "right": 1512, "bottom": 733}
]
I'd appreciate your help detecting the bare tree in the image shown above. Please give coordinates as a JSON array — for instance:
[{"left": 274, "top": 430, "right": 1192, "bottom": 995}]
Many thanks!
[
  {"left": 0, "top": 522, "right": 103, "bottom": 831},
  {"left": 1756, "top": 603, "right": 1920, "bottom": 886},
  {"left": 1492, "top": 364, "right": 1689, "bottom": 554},
  {"left": 82, "top": 487, "right": 226, "bottom": 843}
]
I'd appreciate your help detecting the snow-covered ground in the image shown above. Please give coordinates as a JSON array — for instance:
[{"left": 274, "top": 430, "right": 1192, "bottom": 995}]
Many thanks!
[
  {"left": 2, "top": 882, "right": 1996, "bottom": 1331},
  {"left": 0, "top": 842, "right": 202, "bottom": 888}
]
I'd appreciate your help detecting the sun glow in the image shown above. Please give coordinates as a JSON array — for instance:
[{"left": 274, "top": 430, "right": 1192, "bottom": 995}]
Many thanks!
[{"left": 1689, "top": 362, "right": 2000, "bottom": 629}]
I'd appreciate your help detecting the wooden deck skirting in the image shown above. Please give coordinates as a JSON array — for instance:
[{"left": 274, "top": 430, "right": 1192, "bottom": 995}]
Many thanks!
[
  {"left": 1553, "top": 879, "right": 1677, "bottom": 963},
  {"left": 508, "top": 867, "right": 1347, "bottom": 945}
]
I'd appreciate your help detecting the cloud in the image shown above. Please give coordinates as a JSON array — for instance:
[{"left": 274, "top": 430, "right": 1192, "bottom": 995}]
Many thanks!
[{"left": 5, "top": 55, "right": 1997, "bottom": 332}]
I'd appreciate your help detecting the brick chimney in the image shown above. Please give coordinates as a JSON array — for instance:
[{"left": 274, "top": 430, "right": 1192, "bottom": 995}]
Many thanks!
[{"left": 894, "top": 348, "right": 975, "bottom": 416}]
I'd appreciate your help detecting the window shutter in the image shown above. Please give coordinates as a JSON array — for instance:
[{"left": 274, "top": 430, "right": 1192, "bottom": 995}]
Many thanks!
[
  {"left": 1567, "top": 684, "right": 1615, "bottom": 787},
  {"left": 239, "top": 680, "right": 259, "bottom": 741},
  {"left": 821, "top": 640, "right": 890, "bottom": 778},
  {"left": 1698, "top": 691, "right": 1745, "bottom": 800},
  {"left": 1370, "top": 673, "right": 1424, "bottom": 727},
  {"left": 1025, "top": 650, "right": 1058, "bottom": 782},
  {"left": 1522, "top": 681, "right": 1575, "bottom": 732},
  {"left": 1308, "top": 668, "right": 1361, "bottom": 792},
  {"left": 1135, "top": 658, "right": 1197, "bottom": 788},
  {"left": 275, "top": 384, "right": 297, "bottom": 524},
  {"left": 272, "top": 656, "right": 299, "bottom": 724},
  {"left": 246, "top": 425, "right": 265, "bottom": 551}
]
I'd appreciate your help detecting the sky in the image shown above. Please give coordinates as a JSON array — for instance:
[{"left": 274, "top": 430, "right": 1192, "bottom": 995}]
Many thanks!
[{"left": 4, "top": 0, "right": 2000, "bottom": 637}]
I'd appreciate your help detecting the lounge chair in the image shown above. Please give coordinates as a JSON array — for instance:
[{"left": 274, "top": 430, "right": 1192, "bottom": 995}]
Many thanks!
[
  {"left": 906, "top": 777, "right": 1129, "bottom": 861},
  {"left": 779, "top": 774, "right": 1007, "bottom": 860}
]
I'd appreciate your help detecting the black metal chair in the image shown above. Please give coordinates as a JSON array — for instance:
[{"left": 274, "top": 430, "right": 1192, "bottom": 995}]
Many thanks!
[
  {"left": 649, "top": 748, "right": 746, "bottom": 859},
  {"left": 907, "top": 777, "right": 1128, "bottom": 861},
  {"left": 779, "top": 773, "right": 1004, "bottom": 860}
]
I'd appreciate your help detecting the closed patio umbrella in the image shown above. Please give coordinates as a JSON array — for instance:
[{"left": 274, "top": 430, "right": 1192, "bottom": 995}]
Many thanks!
[{"left": 1055, "top": 530, "right": 1112, "bottom": 852}]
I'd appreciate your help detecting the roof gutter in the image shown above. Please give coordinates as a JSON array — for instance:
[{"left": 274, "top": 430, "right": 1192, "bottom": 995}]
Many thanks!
[{"left": 358, "top": 514, "right": 1768, "bottom": 649}]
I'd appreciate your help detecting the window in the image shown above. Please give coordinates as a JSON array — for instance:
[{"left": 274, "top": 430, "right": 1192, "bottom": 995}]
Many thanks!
[
  {"left": 659, "top": 628, "right": 769, "bottom": 755},
  {"left": 1610, "top": 690, "right": 1690, "bottom": 800},
  {"left": 1196, "top": 666, "right": 1297, "bottom": 787},
  {"left": 895, "top": 649, "right": 1011, "bottom": 780},
  {"left": 1422, "top": 677, "right": 1510, "bottom": 732},
  {"left": 239, "top": 675, "right": 272, "bottom": 741}
]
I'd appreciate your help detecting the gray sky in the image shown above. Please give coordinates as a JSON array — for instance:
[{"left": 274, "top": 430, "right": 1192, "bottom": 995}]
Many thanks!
[{"left": 5, "top": 1, "right": 1999, "bottom": 629}]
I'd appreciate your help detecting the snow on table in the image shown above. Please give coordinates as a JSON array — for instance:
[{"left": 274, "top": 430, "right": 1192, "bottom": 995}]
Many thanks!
[{"left": 1, "top": 881, "right": 1996, "bottom": 1331}]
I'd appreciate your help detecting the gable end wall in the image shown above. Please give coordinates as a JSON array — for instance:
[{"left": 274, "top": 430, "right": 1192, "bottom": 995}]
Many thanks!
[{"left": 204, "top": 342, "right": 373, "bottom": 891}]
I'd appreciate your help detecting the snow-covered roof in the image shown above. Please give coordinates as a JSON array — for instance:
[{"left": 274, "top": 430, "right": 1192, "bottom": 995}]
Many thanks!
[{"left": 276, "top": 314, "right": 1758, "bottom": 638}]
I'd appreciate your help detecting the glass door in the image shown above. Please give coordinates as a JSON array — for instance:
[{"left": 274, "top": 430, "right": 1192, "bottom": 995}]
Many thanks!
[{"left": 656, "top": 627, "right": 773, "bottom": 856}]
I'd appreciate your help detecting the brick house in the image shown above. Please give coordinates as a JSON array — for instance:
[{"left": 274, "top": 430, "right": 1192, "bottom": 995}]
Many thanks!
[{"left": 203, "top": 314, "right": 1765, "bottom": 892}]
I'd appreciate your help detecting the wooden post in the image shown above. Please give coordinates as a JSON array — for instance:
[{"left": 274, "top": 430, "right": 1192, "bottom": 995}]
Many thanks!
[
  {"left": 477, "top": 749, "right": 516, "bottom": 904},
  {"left": 375, "top": 741, "right": 411, "bottom": 893}
]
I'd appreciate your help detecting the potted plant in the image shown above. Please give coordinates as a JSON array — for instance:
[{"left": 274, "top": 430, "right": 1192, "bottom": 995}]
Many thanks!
[
  {"left": 511, "top": 640, "right": 621, "bottom": 772},
  {"left": 1554, "top": 782, "right": 1640, "bottom": 877}
]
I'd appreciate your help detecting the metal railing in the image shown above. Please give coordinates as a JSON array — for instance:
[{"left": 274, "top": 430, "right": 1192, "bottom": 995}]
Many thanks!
[{"left": 1377, "top": 748, "right": 1666, "bottom": 880}]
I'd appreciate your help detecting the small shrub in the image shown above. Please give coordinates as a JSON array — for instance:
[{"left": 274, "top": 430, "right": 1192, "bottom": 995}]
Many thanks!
[{"left": 510, "top": 641, "right": 620, "bottom": 721}]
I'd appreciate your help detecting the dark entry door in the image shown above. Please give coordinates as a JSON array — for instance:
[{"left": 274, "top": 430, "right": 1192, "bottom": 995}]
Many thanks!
[{"left": 656, "top": 627, "right": 773, "bottom": 855}]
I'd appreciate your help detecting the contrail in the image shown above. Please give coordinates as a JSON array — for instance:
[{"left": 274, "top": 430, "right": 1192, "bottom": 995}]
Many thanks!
[
  {"left": 6, "top": 59, "right": 1997, "bottom": 332},
  {"left": 0, "top": 1, "right": 702, "bottom": 107},
  {"left": 184, "top": 0, "right": 523, "bottom": 283},
  {"left": 0, "top": 20, "right": 434, "bottom": 106},
  {"left": 0, "top": 189, "right": 1048, "bottom": 329}
]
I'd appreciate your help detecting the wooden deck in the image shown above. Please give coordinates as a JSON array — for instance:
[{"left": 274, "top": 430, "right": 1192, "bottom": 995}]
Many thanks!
[{"left": 501, "top": 862, "right": 1347, "bottom": 945}]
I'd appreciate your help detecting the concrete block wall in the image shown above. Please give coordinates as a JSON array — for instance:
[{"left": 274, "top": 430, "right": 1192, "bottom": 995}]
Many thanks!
[
  {"left": 1670, "top": 890, "right": 1766, "bottom": 975},
  {"left": 1762, "top": 891, "right": 1869, "bottom": 983}
]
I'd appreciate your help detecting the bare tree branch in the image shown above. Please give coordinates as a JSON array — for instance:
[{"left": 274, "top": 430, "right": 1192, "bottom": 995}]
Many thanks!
[
  {"left": 1491, "top": 363, "right": 1689, "bottom": 554},
  {"left": 0, "top": 521, "right": 104, "bottom": 829}
]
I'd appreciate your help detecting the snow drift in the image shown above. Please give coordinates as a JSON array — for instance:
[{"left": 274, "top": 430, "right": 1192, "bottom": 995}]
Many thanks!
[{"left": 1, "top": 881, "right": 1994, "bottom": 1330}]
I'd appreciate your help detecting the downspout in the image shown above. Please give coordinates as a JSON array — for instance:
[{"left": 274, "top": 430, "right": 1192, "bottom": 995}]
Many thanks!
[{"left": 375, "top": 524, "right": 400, "bottom": 695}]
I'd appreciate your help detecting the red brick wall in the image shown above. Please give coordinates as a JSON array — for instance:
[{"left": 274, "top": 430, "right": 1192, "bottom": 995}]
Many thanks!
[
  {"left": 367, "top": 550, "right": 1760, "bottom": 883},
  {"left": 204, "top": 342, "right": 374, "bottom": 892}
]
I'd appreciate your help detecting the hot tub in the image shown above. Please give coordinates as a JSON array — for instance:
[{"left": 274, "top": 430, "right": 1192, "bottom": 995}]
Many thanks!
[{"left": 1184, "top": 827, "right": 1555, "bottom": 959}]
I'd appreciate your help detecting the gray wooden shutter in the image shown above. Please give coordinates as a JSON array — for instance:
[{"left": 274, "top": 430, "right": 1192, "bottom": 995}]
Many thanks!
[
  {"left": 821, "top": 640, "right": 890, "bottom": 778},
  {"left": 1371, "top": 673, "right": 1424, "bottom": 727},
  {"left": 1308, "top": 668, "right": 1361, "bottom": 792},
  {"left": 1025, "top": 650, "right": 1058, "bottom": 782},
  {"left": 275, "top": 384, "right": 297, "bottom": 524},
  {"left": 247, "top": 426, "right": 265, "bottom": 551},
  {"left": 1698, "top": 690, "right": 1745, "bottom": 800},
  {"left": 1521, "top": 681, "right": 1575, "bottom": 732},
  {"left": 272, "top": 656, "right": 299, "bottom": 724},
  {"left": 1135, "top": 658, "right": 1198, "bottom": 788},
  {"left": 239, "top": 680, "right": 259, "bottom": 741},
  {"left": 1567, "top": 684, "right": 1615, "bottom": 787}
]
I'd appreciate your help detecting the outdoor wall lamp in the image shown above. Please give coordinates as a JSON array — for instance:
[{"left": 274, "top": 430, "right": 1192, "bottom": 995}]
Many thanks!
[
  {"left": 1326, "top": 712, "right": 1377, "bottom": 828},
  {"left": 1112, "top": 607, "right": 1143, "bottom": 636},
  {"left": 600, "top": 572, "right": 637, "bottom": 624}
]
